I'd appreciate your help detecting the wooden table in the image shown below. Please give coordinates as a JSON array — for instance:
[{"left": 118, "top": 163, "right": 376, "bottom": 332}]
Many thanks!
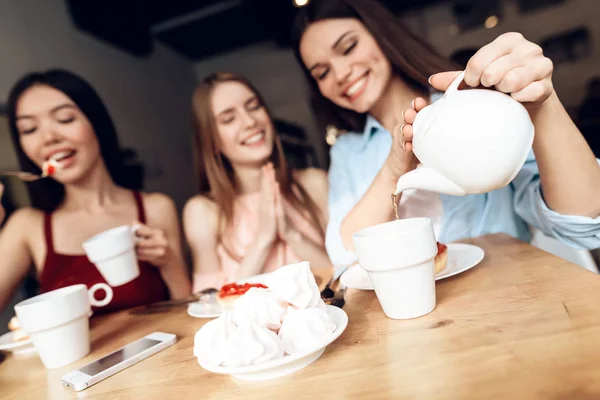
[{"left": 3, "top": 234, "right": 600, "bottom": 400}]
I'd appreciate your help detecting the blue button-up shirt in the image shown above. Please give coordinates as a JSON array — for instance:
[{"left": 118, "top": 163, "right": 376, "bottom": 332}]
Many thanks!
[{"left": 327, "top": 115, "right": 600, "bottom": 265}]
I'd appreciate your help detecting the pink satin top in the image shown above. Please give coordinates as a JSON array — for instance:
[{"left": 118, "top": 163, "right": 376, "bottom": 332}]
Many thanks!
[{"left": 192, "top": 193, "right": 323, "bottom": 291}]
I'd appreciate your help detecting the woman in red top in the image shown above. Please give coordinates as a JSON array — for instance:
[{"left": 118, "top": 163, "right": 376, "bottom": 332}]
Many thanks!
[{"left": 0, "top": 69, "right": 191, "bottom": 314}]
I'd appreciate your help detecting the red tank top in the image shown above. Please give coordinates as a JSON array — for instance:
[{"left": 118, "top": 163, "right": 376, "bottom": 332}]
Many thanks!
[{"left": 39, "top": 192, "right": 169, "bottom": 314}]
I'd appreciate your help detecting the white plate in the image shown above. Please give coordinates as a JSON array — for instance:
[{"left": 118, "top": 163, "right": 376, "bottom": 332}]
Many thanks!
[
  {"left": 0, "top": 331, "right": 36, "bottom": 355},
  {"left": 340, "top": 243, "right": 485, "bottom": 290},
  {"left": 198, "top": 305, "right": 348, "bottom": 381}
]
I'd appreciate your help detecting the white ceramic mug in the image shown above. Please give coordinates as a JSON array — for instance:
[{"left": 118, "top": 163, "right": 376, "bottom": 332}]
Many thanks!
[
  {"left": 353, "top": 218, "right": 438, "bottom": 320},
  {"left": 82, "top": 225, "right": 140, "bottom": 287},
  {"left": 14, "top": 284, "right": 113, "bottom": 369}
]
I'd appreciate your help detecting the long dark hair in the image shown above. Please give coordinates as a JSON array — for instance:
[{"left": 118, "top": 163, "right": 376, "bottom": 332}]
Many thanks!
[
  {"left": 192, "top": 72, "right": 325, "bottom": 260},
  {"left": 291, "top": 0, "right": 457, "bottom": 134},
  {"left": 6, "top": 69, "right": 128, "bottom": 212}
]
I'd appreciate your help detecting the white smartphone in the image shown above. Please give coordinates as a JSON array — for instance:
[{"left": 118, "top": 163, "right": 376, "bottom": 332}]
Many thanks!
[{"left": 61, "top": 332, "right": 177, "bottom": 392}]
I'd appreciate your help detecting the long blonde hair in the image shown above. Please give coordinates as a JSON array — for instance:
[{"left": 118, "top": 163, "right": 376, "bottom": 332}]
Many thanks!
[{"left": 192, "top": 72, "right": 324, "bottom": 260}]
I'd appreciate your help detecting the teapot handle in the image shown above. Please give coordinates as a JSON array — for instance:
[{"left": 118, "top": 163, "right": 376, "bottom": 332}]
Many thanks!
[{"left": 445, "top": 70, "right": 466, "bottom": 97}]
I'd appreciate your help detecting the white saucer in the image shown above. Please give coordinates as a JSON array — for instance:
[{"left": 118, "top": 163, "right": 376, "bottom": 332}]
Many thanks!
[
  {"left": 0, "top": 331, "right": 36, "bottom": 355},
  {"left": 198, "top": 305, "right": 348, "bottom": 381},
  {"left": 187, "top": 300, "right": 224, "bottom": 319},
  {"left": 340, "top": 243, "right": 485, "bottom": 290}
]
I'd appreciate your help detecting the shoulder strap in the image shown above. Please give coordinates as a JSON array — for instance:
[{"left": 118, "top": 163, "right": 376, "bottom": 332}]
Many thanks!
[
  {"left": 133, "top": 192, "right": 146, "bottom": 223},
  {"left": 43, "top": 212, "right": 55, "bottom": 254}
]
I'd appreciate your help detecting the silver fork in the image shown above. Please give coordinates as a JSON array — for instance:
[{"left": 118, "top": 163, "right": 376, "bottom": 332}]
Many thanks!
[
  {"left": 321, "top": 262, "right": 356, "bottom": 299},
  {"left": 0, "top": 171, "right": 45, "bottom": 182},
  {"left": 130, "top": 288, "right": 218, "bottom": 315},
  {"left": 329, "top": 284, "right": 347, "bottom": 309}
]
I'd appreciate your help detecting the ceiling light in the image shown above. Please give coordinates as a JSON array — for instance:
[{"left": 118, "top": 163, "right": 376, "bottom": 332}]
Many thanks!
[
  {"left": 293, "top": 0, "right": 309, "bottom": 7},
  {"left": 485, "top": 15, "right": 499, "bottom": 29}
]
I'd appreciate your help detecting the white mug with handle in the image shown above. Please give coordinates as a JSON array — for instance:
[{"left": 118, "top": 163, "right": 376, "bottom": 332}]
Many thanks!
[
  {"left": 82, "top": 225, "right": 141, "bottom": 287},
  {"left": 15, "top": 284, "right": 114, "bottom": 369}
]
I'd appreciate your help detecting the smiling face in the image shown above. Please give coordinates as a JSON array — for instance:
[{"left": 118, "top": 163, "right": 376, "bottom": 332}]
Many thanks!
[
  {"left": 15, "top": 84, "right": 102, "bottom": 184},
  {"left": 211, "top": 81, "right": 275, "bottom": 167},
  {"left": 299, "top": 18, "right": 393, "bottom": 114}
]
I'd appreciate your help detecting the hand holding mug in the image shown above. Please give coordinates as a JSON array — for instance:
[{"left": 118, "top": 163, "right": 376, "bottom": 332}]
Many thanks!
[
  {"left": 133, "top": 222, "right": 172, "bottom": 267},
  {"left": 82, "top": 225, "right": 141, "bottom": 286}
]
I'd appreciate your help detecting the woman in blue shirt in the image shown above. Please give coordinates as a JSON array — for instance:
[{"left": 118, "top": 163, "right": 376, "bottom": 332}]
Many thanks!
[{"left": 291, "top": 0, "right": 600, "bottom": 266}]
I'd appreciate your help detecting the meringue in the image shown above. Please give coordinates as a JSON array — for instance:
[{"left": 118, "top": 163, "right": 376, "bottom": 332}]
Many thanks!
[
  {"left": 230, "top": 288, "right": 287, "bottom": 330},
  {"left": 194, "top": 261, "right": 338, "bottom": 368},
  {"left": 266, "top": 261, "right": 322, "bottom": 309},
  {"left": 194, "top": 312, "right": 284, "bottom": 367},
  {"left": 278, "top": 306, "right": 336, "bottom": 355}
]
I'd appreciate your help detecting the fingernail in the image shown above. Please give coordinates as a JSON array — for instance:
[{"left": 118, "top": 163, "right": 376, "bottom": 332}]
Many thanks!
[
  {"left": 401, "top": 141, "right": 406, "bottom": 151},
  {"left": 400, "top": 124, "right": 405, "bottom": 133},
  {"left": 428, "top": 75, "right": 434, "bottom": 85},
  {"left": 401, "top": 110, "right": 405, "bottom": 121},
  {"left": 411, "top": 99, "right": 415, "bottom": 109}
]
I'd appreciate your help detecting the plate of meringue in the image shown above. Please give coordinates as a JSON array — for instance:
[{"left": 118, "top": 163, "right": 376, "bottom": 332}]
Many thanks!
[{"left": 193, "top": 261, "right": 349, "bottom": 381}]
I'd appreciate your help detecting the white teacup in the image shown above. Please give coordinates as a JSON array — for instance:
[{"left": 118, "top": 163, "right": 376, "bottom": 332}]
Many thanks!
[
  {"left": 353, "top": 218, "right": 438, "bottom": 320},
  {"left": 82, "top": 225, "right": 140, "bottom": 287},
  {"left": 14, "top": 284, "right": 113, "bottom": 369}
]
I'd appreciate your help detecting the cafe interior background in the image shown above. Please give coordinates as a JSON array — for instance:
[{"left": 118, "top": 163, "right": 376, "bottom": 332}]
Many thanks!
[{"left": 1, "top": 0, "right": 599, "bottom": 332}]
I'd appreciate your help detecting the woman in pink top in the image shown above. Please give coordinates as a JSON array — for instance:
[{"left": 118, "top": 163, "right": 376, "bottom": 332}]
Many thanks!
[{"left": 184, "top": 72, "right": 330, "bottom": 292}]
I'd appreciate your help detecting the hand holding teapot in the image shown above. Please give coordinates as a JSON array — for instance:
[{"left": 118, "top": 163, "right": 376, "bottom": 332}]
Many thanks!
[
  {"left": 394, "top": 70, "right": 534, "bottom": 196},
  {"left": 431, "top": 32, "right": 554, "bottom": 107},
  {"left": 392, "top": 33, "right": 551, "bottom": 197}
]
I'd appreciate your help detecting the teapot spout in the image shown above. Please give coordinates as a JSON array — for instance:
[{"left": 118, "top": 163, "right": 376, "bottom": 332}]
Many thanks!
[{"left": 394, "top": 167, "right": 467, "bottom": 196}]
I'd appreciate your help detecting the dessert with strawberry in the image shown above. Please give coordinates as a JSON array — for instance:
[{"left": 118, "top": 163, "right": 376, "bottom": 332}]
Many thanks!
[
  {"left": 41, "top": 152, "right": 69, "bottom": 177},
  {"left": 435, "top": 242, "right": 448, "bottom": 275},
  {"left": 216, "top": 282, "right": 268, "bottom": 310}
]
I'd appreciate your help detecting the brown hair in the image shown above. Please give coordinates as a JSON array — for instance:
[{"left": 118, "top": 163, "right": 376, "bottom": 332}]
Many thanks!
[
  {"left": 291, "top": 0, "right": 458, "bottom": 134},
  {"left": 192, "top": 72, "right": 324, "bottom": 260}
]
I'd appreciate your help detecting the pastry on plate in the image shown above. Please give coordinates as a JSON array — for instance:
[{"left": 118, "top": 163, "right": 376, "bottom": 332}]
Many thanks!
[
  {"left": 216, "top": 282, "right": 268, "bottom": 310},
  {"left": 435, "top": 242, "right": 448, "bottom": 275}
]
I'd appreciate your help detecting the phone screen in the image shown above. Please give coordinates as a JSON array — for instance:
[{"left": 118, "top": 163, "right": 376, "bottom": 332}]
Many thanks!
[{"left": 78, "top": 338, "right": 161, "bottom": 376}]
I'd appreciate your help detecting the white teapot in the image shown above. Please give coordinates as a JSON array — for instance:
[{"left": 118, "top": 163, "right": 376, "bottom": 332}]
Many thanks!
[{"left": 394, "top": 71, "right": 534, "bottom": 197}]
